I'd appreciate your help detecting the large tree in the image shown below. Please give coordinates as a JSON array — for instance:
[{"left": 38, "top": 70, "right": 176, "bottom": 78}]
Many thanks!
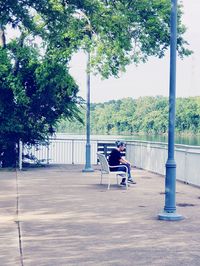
[
  {"left": 0, "top": 42, "right": 82, "bottom": 167},
  {"left": 0, "top": 1, "right": 83, "bottom": 167},
  {"left": 0, "top": 0, "right": 192, "bottom": 166}
]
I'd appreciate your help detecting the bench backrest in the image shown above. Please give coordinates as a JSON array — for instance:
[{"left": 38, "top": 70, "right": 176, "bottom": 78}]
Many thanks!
[
  {"left": 97, "top": 153, "right": 110, "bottom": 174},
  {"left": 97, "top": 142, "right": 126, "bottom": 159}
]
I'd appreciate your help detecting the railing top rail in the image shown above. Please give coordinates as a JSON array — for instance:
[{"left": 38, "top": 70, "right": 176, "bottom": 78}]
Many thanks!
[
  {"left": 49, "top": 138, "right": 115, "bottom": 142},
  {"left": 126, "top": 140, "right": 200, "bottom": 149}
]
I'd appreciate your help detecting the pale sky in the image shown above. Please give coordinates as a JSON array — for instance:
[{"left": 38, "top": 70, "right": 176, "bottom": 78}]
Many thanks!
[{"left": 69, "top": 0, "right": 200, "bottom": 103}]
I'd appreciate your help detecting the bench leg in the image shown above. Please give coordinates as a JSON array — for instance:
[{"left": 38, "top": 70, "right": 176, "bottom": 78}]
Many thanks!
[{"left": 108, "top": 175, "right": 110, "bottom": 189}]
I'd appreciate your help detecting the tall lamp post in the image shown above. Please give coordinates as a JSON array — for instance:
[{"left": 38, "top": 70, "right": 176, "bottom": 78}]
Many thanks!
[
  {"left": 158, "top": 0, "right": 183, "bottom": 220},
  {"left": 82, "top": 50, "right": 94, "bottom": 172},
  {"left": 75, "top": 10, "right": 94, "bottom": 173}
]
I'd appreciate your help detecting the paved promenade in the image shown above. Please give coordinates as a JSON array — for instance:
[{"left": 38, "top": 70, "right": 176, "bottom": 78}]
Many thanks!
[{"left": 0, "top": 164, "right": 200, "bottom": 266}]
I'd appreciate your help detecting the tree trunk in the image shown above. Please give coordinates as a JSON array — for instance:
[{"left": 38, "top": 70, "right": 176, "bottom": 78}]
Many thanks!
[
  {"left": 1, "top": 143, "right": 17, "bottom": 168},
  {"left": 0, "top": 24, "right": 6, "bottom": 48}
]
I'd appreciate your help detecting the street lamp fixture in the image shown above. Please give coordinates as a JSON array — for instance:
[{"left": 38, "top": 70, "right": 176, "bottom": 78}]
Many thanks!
[
  {"left": 83, "top": 50, "right": 94, "bottom": 172},
  {"left": 158, "top": 0, "right": 183, "bottom": 221}
]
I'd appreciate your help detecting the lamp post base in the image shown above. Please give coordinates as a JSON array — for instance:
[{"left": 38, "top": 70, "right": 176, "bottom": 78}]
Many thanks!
[{"left": 158, "top": 211, "right": 184, "bottom": 221}]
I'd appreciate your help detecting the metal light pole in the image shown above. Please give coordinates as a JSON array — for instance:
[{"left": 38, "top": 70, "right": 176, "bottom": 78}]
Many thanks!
[
  {"left": 158, "top": 0, "right": 183, "bottom": 221},
  {"left": 83, "top": 51, "right": 94, "bottom": 172}
]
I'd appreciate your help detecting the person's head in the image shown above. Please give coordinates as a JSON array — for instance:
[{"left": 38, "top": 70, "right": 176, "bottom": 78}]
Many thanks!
[{"left": 115, "top": 140, "right": 126, "bottom": 151}]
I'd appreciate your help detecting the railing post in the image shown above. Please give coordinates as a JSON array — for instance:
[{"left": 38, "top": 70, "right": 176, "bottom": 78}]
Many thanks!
[
  {"left": 96, "top": 140, "right": 99, "bottom": 164},
  {"left": 184, "top": 148, "right": 188, "bottom": 183},
  {"left": 72, "top": 139, "right": 74, "bottom": 164},
  {"left": 140, "top": 142, "right": 142, "bottom": 168},
  {"left": 47, "top": 144, "right": 50, "bottom": 165}
]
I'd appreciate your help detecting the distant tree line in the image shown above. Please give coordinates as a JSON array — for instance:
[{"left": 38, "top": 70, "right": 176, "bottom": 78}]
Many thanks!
[{"left": 57, "top": 96, "right": 200, "bottom": 135}]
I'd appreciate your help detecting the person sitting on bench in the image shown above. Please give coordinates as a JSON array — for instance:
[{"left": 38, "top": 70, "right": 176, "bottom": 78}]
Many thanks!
[{"left": 108, "top": 141, "right": 136, "bottom": 187}]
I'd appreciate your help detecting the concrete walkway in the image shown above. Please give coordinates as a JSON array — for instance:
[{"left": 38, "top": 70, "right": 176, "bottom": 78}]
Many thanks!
[{"left": 0, "top": 165, "right": 200, "bottom": 266}]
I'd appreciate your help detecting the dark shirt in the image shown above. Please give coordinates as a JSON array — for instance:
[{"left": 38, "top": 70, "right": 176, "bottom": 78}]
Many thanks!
[{"left": 108, "top": 149, "right": 121, "bottom": 166}]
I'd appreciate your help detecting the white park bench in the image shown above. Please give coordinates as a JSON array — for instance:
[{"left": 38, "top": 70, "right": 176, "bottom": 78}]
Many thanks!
[{"left": 97, "top": 153, "right": 128, "bottom": 190}]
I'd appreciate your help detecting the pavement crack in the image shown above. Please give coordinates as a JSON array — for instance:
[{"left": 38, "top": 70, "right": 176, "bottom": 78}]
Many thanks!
[{"left": 15, "top": 169, "right": 24, "bottom": 266}]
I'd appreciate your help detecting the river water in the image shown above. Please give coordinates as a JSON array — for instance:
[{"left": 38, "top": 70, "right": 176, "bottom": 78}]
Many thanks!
[{"left": 55, "top": 133, "right": 200, "bottom": 146}]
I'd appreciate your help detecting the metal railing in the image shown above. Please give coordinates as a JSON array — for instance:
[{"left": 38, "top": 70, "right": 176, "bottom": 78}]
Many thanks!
[
  {"left": 19, "top": 138, "right": 200, "bottom": 187},
  {"left": 126, "top": 140, "right": 200, "bottom": 187},
  {"left": 20, "top": 138, "right": 97, "bottom": 166}
]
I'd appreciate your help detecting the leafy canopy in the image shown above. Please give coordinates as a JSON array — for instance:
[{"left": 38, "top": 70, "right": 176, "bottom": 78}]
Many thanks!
[{"left": 1, "top": 0, "right": 192, "bottom": 77}]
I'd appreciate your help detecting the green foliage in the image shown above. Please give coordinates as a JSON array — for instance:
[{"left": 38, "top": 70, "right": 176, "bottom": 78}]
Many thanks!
[
  {"left": 88, "top": 0, "right": 192, "bottom": 77},
  {"left": 0, "top": 43, "right": 82, "bottom": 166},
  {"left": 176, "top": 97, "right": 200, "bottom": 133},
  {"left": 1, "top": 0, "right": 192, "bottom": 77},
  {"left": 57, "top": 96, "right": 200, "bottom": 135},
  {"left": 56, "top": 106, "right": 86, "bottom": 134}
]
